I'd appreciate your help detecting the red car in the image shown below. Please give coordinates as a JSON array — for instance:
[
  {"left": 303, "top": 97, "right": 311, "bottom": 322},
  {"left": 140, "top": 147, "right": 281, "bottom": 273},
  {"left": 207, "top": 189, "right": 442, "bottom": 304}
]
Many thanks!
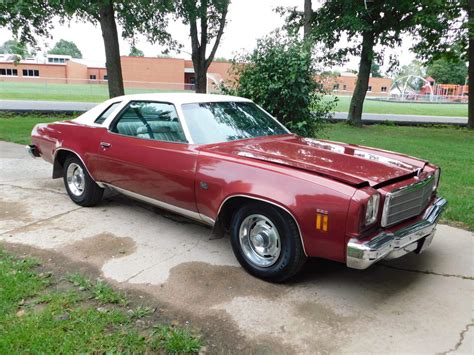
[{"left": 28, "top": 93, "right": 447, "bottom": 282}]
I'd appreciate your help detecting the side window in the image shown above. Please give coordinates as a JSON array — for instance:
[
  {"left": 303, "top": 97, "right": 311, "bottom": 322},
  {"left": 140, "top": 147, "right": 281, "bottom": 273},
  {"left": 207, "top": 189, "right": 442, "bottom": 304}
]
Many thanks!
[
  {"left": 111, "top": 101, "right": 187, "bottom": 143},
  {"left": 95, "top": 102, "right": 121, "bottom": 124}
]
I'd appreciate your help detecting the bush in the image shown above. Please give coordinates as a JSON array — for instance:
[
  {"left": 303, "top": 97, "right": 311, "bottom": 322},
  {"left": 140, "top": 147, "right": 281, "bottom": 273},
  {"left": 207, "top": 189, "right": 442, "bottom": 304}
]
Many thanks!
[{"left": 221, "top": 31, "right": 337, "bottom": 136}]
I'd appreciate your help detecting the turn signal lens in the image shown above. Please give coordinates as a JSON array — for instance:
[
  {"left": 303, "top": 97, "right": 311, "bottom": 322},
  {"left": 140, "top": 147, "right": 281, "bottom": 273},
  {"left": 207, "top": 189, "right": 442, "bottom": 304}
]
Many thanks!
[{"left": 365, "top": 193, "right": 380, "bottom": 226}]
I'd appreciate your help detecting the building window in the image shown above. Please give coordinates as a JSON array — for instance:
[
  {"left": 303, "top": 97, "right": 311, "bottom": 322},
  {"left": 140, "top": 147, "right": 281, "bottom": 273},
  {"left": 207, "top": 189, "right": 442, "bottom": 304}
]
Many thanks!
[
  {"left": 343, "top": 84, "right": 347, "bottom": 90},
  {"left": 381, "top": 86, "right": 387, "bottom": 92},
  {"left": 48, "top": 57, "right": 65, "bottom": 63},
  {"left": 90, "top": 75, "right": 97, "bottom": 80},
  {"left": 22, "top": 69, "right": 39, "bottom": 77},
  {"left": 0, "top": 68, "right": 18, "bottom": 76},
  {"left": 333, "top": 84, "right": 339, "bottom": 91},
  {"left": 103, "top": 75, "right": 108, "bottom": 80},
  {"left": 367, "top": 85, "right": 372, "bottom": 92}
]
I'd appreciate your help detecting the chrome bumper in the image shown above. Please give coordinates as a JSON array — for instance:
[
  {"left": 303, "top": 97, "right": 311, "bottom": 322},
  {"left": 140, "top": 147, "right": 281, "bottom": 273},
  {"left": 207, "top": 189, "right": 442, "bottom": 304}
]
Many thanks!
[
  {"left": 25, "top": 144, "right": 40, "bottom": 158},
  {"left": 347, "top": 197, "right": 447, "bottom": 269}
]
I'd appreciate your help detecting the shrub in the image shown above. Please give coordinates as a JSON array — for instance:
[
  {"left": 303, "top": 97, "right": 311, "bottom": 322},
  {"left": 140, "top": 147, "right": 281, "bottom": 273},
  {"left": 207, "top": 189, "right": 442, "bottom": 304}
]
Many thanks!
[{"left": 222, "top": 31, "right": 337, "bottom": 136}]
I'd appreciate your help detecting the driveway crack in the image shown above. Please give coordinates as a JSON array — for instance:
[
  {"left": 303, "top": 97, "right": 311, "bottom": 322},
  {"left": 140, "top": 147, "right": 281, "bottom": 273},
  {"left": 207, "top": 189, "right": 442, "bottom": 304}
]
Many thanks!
[
  {"left": 0, "top": 207, "right": 83, "bottom": 236},
  {"left": 0, "top": 183, "right": 65, "bottom": 196},
  {"left": 440, "top": 321, "right": 474, "bottom": 354},
  {"left": 121, "top": 238, "right": 201, "bottom": 283},
  {"left": 379, "top": 264, "right": 474, "bottom": 281}
]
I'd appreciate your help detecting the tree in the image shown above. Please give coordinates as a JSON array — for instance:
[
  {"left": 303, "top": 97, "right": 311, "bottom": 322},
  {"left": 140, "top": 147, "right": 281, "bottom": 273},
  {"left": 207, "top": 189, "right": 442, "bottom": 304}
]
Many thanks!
[
  {"left": 0, "top": 1, "right": 55, "bottom": 47},
  {"left": 0, "top": 39, "right": 30, "bottom": 57},
  {"left": 411, "top": 0, "right": 471, "bottom": 129},
  {"left": 427, "top": 56, "right": 468, "bottom": 85},
  {"left": 370, "top": 62, "right": 383, "bottom": 78},
  {"left": 223, "top": 31, "right": 336, "bottom": 136},
  {"left": 56, "top": 0, "right": 174, "bottom": 98},
  {"left": 176, "top": 0, "right": 230, "bottom": 93},
  {"left": 285, "top": 1, "right": 454, "bottom": 126},
  {"left": 48, "top": 39, "right": 83, "bottom": 58},
  {"left": 396, "top": 60, "right": 426, "bottom": 79},
  {"left": 303, "top": 0, "right": 312, "bottom": 40},
  {"left": 129, "top": 46, "right": 144, "bottom": 57}
]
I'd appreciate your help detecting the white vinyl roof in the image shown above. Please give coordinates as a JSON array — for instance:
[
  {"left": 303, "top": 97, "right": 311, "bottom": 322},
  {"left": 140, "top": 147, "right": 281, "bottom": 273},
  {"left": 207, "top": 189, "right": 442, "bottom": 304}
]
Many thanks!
[
  {"left": 72, "top": 93, "right": 252, "bottom": 126},
  {"left": 114, "top": 93, "right": 251, "bottom": 104}
]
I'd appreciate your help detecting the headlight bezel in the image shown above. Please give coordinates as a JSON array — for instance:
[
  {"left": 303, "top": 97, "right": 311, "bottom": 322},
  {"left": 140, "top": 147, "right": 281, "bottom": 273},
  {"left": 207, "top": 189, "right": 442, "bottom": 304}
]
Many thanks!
[
  {"left": 364, "top": 193, "right": 381, "bottom": 226},
  {"left": 433, "top": 168, "right": 441, "bottom": 192}
]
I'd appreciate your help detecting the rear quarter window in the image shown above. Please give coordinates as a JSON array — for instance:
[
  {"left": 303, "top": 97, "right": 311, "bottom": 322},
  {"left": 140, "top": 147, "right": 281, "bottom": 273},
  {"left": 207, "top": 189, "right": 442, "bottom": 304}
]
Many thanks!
[{"left": 94, "top": 102, "right": 121, "bottom": 125}]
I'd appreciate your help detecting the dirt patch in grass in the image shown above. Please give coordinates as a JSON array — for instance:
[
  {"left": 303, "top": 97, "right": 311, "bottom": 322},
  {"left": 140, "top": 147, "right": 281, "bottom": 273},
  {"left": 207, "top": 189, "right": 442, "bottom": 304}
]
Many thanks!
[{"left": 1, "top": 242, "right": 296, "bottom": 354}]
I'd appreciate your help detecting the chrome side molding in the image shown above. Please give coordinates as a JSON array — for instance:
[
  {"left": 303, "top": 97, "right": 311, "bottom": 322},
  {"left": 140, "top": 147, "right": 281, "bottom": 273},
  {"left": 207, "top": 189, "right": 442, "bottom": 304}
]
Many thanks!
[{"left": 103, "top": 183, "right": 215, "bottom": 226}]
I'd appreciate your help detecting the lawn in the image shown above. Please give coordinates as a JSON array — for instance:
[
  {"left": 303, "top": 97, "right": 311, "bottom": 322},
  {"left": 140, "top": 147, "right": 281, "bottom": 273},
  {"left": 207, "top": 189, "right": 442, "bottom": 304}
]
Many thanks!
[
  {"left": 0, "top": 114, "right": 472, "bottom": 229},
  {"left": 0, "top": 247, "right": 203, "bottom": 353},
  {"left": 0, "top": 81, "right": 186, "bottom": 103},
  {"left": 332, "top": 95, "right": 467, "bottom": 117}
]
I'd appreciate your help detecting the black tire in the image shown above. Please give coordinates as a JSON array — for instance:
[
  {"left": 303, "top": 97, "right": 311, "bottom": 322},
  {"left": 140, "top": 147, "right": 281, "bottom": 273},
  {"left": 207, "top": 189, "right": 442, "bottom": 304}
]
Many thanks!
[
  {"left": 63, "top": 155, "right": 103, "bottom": 207},
  {"left": 230, "top": 202, "right": 307, "bottom": 283}
]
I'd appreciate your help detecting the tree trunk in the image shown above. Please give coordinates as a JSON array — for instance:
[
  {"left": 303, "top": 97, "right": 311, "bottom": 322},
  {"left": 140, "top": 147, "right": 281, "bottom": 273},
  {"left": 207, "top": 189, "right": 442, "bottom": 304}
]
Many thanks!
[
  {"left": 194, "top": 57, "right": 207, "bottom": 93},
  {"left": 348, "top": 31, "right": 375, "bottom": 127},
  {"left": 98, "top": 1, "right": 124, "bottom": 98},
  {"left": 303, "top": 0, "right": 312, "bottom": 40},
  {"left": 468, "top": 0, "right": 474, "bottom": 130}
]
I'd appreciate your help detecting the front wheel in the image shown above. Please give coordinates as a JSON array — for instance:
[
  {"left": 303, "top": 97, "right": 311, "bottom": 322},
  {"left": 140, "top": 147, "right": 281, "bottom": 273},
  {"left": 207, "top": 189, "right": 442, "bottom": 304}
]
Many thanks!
[
  {"left": 63, "top": 156, "right": 103, "bottom": 207},
  {"left": 230, "top": 202, "right": 307, "bottom": 283}
]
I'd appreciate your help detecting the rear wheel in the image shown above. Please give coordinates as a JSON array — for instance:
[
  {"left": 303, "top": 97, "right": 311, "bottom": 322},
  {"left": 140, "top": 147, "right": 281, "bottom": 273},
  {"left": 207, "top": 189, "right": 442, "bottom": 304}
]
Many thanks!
[
  {"left": 63, "top": 156, "right": 103, "bottom": 206},
  {"left": 230, "top": 202, "right": 306, "bottom": 282}
]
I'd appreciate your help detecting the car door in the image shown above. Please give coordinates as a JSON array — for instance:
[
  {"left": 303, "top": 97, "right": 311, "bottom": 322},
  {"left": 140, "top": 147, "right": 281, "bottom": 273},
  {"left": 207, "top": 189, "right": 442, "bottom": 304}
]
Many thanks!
[{"left": 93, "top": 100, "right": 198, "bottom": 213}]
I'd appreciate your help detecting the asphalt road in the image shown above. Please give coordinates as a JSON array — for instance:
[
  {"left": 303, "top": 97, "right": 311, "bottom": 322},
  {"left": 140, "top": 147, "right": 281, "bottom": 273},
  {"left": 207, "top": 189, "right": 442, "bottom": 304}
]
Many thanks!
[
  {"left": 0, "top": 141, "right": 473, "bottom": 354},
  {"left": 0, "top": 99, "right": 469, "bottom": 125}
]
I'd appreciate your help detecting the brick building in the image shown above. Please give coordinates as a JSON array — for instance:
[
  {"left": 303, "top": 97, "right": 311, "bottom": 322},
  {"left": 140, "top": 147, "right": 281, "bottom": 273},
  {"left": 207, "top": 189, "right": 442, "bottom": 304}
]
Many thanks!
[
  {"left": 320, "top": 72, "right": 393, "bottom": 96},
  {"left": 0, "top": 54, "right": 233, "bottom": 91}
]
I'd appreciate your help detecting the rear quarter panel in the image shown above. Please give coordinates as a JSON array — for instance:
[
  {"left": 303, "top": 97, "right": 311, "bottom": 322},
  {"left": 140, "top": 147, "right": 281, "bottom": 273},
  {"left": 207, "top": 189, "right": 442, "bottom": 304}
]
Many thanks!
[
  {"left": 32, "top": 121, "right": 105, "bottom": 179},
  {"left": 195, "top": 151, "right": 357, "bottom": 262}
]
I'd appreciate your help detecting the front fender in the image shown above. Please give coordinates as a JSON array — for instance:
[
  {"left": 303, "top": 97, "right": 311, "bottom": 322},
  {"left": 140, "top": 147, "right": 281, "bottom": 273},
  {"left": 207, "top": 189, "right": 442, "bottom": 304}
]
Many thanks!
[{"left": 195, "top": 153, "right": 355, "bottom": 262}]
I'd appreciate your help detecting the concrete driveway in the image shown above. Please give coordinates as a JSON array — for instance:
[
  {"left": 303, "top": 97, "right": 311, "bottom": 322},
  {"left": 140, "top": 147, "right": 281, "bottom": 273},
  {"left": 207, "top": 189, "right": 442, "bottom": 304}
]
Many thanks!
[{"left": 1, "top": 141, "right": 472, "bottom": 354}]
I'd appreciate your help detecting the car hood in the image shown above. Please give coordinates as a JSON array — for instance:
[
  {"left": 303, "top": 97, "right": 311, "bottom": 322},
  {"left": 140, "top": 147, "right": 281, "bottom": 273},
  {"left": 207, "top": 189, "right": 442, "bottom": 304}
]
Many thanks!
[{"left": 201, "top": 135, "right": 428, "bottom": 187}]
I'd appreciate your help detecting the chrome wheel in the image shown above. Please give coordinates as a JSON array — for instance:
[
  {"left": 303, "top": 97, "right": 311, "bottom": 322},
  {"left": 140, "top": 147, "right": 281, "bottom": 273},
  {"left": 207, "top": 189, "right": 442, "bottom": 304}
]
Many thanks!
[
  {"left": 66, "top": 163, "right": 85, "bottom": 196},
  {"left": 239, "top": 214, "right": 281, "bottom": 268}
]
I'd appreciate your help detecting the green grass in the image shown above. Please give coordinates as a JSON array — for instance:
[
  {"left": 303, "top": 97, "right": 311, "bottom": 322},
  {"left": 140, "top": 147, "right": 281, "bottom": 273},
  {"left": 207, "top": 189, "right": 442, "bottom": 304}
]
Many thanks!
[
  {"left": 324, "top": 123, "right": 474, "bottom": 230},
  {"left": 0, "top": 81, "right": 186, "bottom": 102},
  {"left": 0, "top": 247, "right": 203, "bottom": 353},
  {"left": 332, "top": 95, "right": 467, "bottom": 117},
  {"left": 0, "top": 114, "right": 472, "bottom": 229},
  {"left": 0, "top": 113, "right": 69, "bottom": 145}
]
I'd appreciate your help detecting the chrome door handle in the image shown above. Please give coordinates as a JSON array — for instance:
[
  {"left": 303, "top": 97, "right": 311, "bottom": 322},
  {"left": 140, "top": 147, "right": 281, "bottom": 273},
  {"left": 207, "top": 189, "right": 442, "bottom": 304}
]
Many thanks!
[{"left": 100, "top": 142, "right": 111, "bottom": 148}]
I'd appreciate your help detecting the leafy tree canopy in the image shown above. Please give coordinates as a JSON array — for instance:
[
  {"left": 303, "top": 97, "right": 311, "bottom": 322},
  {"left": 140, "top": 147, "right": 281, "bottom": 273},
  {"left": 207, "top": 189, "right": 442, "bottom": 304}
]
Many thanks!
[
  {"left": 395, "top": 60, "right": 426, "bottom": 79},
  {"left": 129, "top": 46, "right": 144, "bottom": 57},
  {"left": 222, "top": 31, "right": 336, "bottom": 136},
  {"left": 0, "top": 39, "right": 30, "bottom": 57},
  {"left": 0, "top": 1, "right": 56, "bottom": 46},
  {"left": 48, "top": 39, "right": 82, "bottom": 58},
  {"left": 427, "top": 55, "right": 468, "bottom": 85},
  {"left": 370, "top": 62, "right": 382, "bottom": 77}
]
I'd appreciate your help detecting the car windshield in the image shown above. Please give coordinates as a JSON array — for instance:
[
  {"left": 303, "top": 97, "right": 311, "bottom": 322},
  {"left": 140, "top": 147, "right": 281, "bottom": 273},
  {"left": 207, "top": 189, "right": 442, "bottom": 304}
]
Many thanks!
[{"left": 181, "top": 101, "right": 289, "bottom": 144}]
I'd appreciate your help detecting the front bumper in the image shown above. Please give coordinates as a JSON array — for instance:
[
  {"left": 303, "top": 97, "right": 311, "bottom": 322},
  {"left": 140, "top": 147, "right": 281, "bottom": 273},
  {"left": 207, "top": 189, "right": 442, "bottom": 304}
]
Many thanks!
[
  {"left": 25, "top": 144, "right": 41, "bottom": 158},
  {"left": 346, "top": 197, "right": 447, "bottom": 269}
]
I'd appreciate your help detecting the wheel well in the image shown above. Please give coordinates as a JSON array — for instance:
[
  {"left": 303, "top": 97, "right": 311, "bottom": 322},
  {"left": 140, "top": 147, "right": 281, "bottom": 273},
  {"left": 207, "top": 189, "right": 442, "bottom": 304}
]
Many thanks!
[
  {"left": 215, "top": 196, "right": 301, "bottom": 238},
  {"left": 52, "top": 150, "right": 76, "bottom": 179}
]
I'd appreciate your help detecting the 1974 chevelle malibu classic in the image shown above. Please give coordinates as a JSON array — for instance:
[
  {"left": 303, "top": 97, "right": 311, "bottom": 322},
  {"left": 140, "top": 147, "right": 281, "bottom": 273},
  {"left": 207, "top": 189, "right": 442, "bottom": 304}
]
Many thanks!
[{"left": 28, "top": 93, "right": 447, "bottom": 282}]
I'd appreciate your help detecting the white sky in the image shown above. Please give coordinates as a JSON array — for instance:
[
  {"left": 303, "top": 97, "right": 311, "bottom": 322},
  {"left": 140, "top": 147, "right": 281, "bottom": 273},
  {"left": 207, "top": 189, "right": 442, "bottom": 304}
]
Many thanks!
[{"left": 0, "top": 0, "right": 415, "bottom": 73}]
